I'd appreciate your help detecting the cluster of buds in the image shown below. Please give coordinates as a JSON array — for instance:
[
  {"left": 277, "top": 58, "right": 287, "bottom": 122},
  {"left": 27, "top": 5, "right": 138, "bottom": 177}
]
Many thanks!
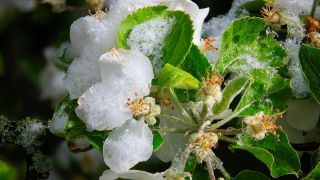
[
  {"left": 309, "top": 32, "right": 320, "bottom": 48},
  {"left": 190, "top": 132, "right": 218, "bottom": 163},
  {"left": 201, "top": 38, "right": 219, "bottom": 52},
  {"left": 243, "top": 110, "right": 282, "bottom": 140},
  {"left": 260, "top": 4, "right": 282, "bottom": 24},
  {"left": 127, "top": 96, "right": 161, "bottom": 125},
  {"left": 307, "top": 16, "right": 320, "bottom": 33}
]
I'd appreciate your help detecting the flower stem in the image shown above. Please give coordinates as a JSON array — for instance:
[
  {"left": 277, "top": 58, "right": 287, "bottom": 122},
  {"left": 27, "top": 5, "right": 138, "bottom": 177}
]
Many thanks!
[
  {"left": 157, "top": 114, "right": 195, "bottom": 125},
  {"left": 211, "top": 154, "right": 231, "bottom": 180},
  {"left": 204, "top": 157, "right": 216, "bottom": 180},
  {"left": 168, "top": 88, "right": 194, "bottom": 124},
  {"left": 210, "top": 102, "right": 254, "bottom": 130},
  {"left": 151, "top": 127, "right": 190, "bottom": 133},
  {"left": 209, "top": 128, "right": 243, "bottom": 135},
  {"left": 311, "top": 0, "right": 319, "bottom": 18},
  {"left": 219, "top": 136, "right": 238, "bottom": 144}
]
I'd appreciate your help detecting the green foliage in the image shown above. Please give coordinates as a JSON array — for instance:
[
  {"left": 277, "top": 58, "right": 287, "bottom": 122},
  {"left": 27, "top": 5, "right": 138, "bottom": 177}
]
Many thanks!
[
  {"left": 152, "top": 131, "right": 164, "bottom": 151},
  {"left": 0, "top": 160, "right": 17, "bottom": 180},
  {"left": 56, "top": 96, "right": 109, "bottom": 151},
  {"left": 162, "top": 11, "right": 194, "bottom": 66},
  {"left": 303, "top": 163, "right": 320, "bottom": 180},
  {"left": 235, "top": 170, "right": 271, "bottom": 180},
  {"left": 158, "top": 64, "right": 200, "bottom": 90},
  {"left": 118, "top": 5, "right": 194, "bottom": 66},
  {"left": 213, "top": 76, "right": 250, "bottom": 114},
  {"left": 216, "top": 17, "right": 288, "bottom": 75},
  {"left": 181, "top": 44, "right": 212, "bottom": 80},
  {"left": 299, "top": 44, "right": 320, "bottom": 104},
  {"left": 175, "top": 44, "right": 213, "bottom": 102},
  {"left": 232, "top": 130, "right": 300, "bottom": 178},
  {"left": 235, "top": 68, "right": 291, "bottom": 115}
]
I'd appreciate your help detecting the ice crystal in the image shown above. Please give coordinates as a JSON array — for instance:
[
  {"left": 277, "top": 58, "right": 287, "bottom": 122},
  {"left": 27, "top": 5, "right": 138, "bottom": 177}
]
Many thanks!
[
  {"left": 127, "top": 18, "right": 175, "bottom": 75},
  {"left": 283, "top": 39, "right": 310, "bottom": 98}
]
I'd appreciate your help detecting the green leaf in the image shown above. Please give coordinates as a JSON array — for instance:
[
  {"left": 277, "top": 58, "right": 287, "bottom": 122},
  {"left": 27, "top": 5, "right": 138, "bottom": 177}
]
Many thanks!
[
  {"left": 152, "top": 131, "right": 164, "bottom": 151},
  {"left": 158, "top": 64, "right": 200, "bottom": 89},
  {"left": 162, "top": 11, "right": 194, "bottom": 66},
  {"left": 232, "top": 130, "right": 300, "bottom": 178},
  {"left": 216, "top": 17, "right": 288, "bottom": 75},
  {"left": 175, "top": 44, "right": 212, "bottom": 102},
  {"left": 181, "top": 44, "right": 212, "bottom": 80},
  {"left": 213, "top": 76, "right": 250, "bottom": 114},
  {"left": 0, "top": 160, "right": 16, "bottom": 180},
  {"left": 235, "top": 170, "right": 271, "bottom": 180},
  {"left": 58, "top": 96, "right": 109, "bottom": 151},
  {"left": 118, "top": 6, "right": 194, "bottom": 66},
  {"left": 235, "top": 68, "right": 291, "bottom": 115},
  {"left": 303, "top": 163, "right": 320, "bottom": 180},
  {"left": 299, "top": 44, "right": 320, "bottom": 104}
]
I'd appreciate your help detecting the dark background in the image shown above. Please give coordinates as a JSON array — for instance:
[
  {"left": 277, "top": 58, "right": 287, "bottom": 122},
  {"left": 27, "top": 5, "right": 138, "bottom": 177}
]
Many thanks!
[{"left": 0, "top": 0, "right": 313, "bottom": 179}]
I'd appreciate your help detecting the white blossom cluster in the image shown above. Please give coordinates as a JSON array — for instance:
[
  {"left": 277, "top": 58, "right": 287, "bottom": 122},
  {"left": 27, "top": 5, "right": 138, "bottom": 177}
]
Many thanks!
[{"left": 62, "top": 0, "right": 209, "bottom": 178}]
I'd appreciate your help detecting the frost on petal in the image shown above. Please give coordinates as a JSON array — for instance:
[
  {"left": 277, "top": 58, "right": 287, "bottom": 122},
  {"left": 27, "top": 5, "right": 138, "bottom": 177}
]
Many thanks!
[
  {"left": 64, "top": 52, "right": 102, "bottom": 99},
  {"left": 283, "top": 39, "right": 310, "bottom": 98},
  {"left": 70, "top": 14, "right": 116, "bottom": 57},
  {"left": 103, "top": 119, "right": 153, "bottom": 172},
  {"left": 286, "top": 98, "right": 320, "bottom": 131},
  {"left": 75, "top": 77, "right": 137, "bottom": 131},
  {"left": 99, "top": 49, "right": 154, "bottom": 96},
  {"left": 155, "top": 105, "right": 189, "bottom": 162},
  {"left": 100, "top": 170, "right": 163, "bottom": 180},
  {"left": 127, "top": 18, "right": 175, "bottom": 75},
  {"left": 167, "top": 0, "right": 209, "bottom": 45}
]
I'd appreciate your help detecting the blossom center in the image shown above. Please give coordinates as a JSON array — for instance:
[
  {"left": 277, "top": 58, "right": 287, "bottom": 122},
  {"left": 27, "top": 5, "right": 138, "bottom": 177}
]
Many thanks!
[{"left": 127, "top": 98, "right": 151, "bottom": 117}]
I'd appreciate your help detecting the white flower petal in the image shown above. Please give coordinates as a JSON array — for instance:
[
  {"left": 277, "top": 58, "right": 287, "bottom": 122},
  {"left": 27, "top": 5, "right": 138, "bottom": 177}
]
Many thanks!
[
  {"left": 70, "top": 15, "right": 116, "bottom": 57},
  {"left": 99, "top": 49, "right": 154, "bottom": 96},
  {"left": 103, "top": 119, "right": 153, "bottom": 172},
  {"left": 64, "top": 53, "right": 102, "bottom": 99},
  {"left": 100, "top": 170, "right": 163, "bottom": 180},
  {"left": 167, "top": 0, "right": 209, "bottom": 45},
  {"left": 286, "top": 98, "right": 320, "bottom": 131},
  {"left": 155, "top": 105, "right": 189, "bottom": 162},
  {"left": 75, "top": 77, "right": 137, "bottom": 131}
]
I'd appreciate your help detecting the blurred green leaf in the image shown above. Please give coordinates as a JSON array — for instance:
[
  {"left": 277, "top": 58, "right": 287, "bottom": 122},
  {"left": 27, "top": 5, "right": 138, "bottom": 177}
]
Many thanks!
[{"left": 0, "top": 160, "right": 17, "bottom": 180}]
